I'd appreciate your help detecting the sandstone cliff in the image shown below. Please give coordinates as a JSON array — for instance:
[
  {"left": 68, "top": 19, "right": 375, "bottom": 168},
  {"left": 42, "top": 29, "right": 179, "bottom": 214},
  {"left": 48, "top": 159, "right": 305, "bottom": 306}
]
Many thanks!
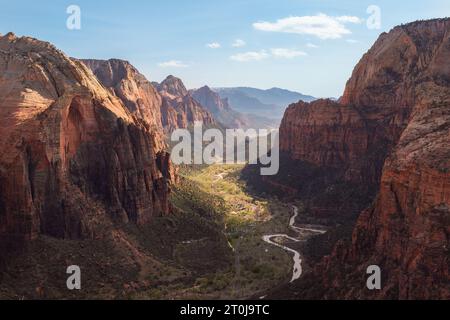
[
  {"left": 0, "top": 33, "right": 173, "bottom": 253},
  {"left": 154, "top": 76, "right": 215, "bottom": 131},
  {"left": 81, "top": 59, "right": 163, "bottom": 133},
  {"left": 191, "top": 85, "right": 249, "bottom": 128},
  {"left": 191, "top": 86, "right": 231, "bottom": 115},
  {"left": 276, "top": 18, "right": 450, "bottom": 212},
  {"left": 310, "top": 73, "right": 450, "bottom": 299},
  {"left": 82, "top": 61, "right": 214, "bottom": 133},
  {"left": 273, "top": 18, "right": 450, "bottom": 299}
]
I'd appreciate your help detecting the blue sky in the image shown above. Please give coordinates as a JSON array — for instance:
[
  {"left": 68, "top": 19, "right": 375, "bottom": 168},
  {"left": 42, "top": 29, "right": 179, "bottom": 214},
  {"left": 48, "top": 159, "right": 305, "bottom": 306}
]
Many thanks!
[{"left": 1, "top": 0, "right": 449, "bottom": 97}]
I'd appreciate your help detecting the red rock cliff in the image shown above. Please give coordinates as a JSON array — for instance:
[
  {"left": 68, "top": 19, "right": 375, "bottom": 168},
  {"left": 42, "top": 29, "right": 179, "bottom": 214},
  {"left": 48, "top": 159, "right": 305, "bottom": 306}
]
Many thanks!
[
  {"left": 155, "top": 76, "right": 215, "bottom": 132},
  {"left": 191, "top": 85, "right": 252, "bottom": 129},
  {"left": 278, "top": 19, "right": 450, "bottom": 299},
  {"left": 316, "top": 74, "right": 450, "bottom": 299},
  {"left": 0, "top": 33, "right": 173, "bottom": 252},
  {"left": 280, "top": 19, "right": 450, "bottom": 186},
  {"left": 81, "top": 59, "right": 164, "bottom": 134}
]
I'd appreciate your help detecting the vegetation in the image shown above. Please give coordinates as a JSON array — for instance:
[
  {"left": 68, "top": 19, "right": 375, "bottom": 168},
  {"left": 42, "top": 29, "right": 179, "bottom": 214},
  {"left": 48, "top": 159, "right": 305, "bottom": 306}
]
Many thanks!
[
  {"left": 0, "top": 164, "right": 296, "bottom": 300},
  {"left": 163, "top": 164, "right": 294, "bottom": 299}
]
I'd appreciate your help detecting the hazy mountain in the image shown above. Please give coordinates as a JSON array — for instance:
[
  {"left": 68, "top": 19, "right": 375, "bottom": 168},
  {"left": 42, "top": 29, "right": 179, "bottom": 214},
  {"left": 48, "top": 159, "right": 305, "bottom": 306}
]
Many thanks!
[
  {"left": 214, "top": 87, "right": 316, "bottom": 119},
  {"left": 191, "top": 86, "right": 278, "bottom": 129}
]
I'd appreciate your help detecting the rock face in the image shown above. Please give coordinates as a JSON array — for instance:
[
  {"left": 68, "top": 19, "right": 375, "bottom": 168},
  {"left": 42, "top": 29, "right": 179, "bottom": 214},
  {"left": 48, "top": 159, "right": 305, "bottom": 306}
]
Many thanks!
[
  {"left": 82, "top": 62, "right": 214, "bottom": 133},
  {"left": 155, "top": 74, "right": 189, "bottom": 97},
  {"left": 191, "top": 86, "right": 231, "bottom": 115},
  {"left": 0, "top": 33, "right": 173, "bottom": 253},
  {"left": 277, "top": 19, "right": 450, "bottom": 299},
  {"left": 280, "top": 99, "right": 382, "bottom": 184},
  {"left": 155, "top": 76, "right": 215, "bottom": 131},
  {"left": 315, "top": 80, "right": 450, "bottom": 299},
  {"left": 191, "top": 86, "right": 249, "bottom": 128},
  {"left": 278, "top": 18, "right": 450, "bottom": 203},
  {"left": 81, "top": 59, "right": 163, "bottom": 132}
]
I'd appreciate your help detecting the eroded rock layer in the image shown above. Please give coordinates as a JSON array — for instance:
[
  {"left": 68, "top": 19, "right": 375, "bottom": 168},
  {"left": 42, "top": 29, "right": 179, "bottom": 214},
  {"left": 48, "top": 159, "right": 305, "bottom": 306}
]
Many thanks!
[
  {"left": 155, "top": 76, "right": 215, "bottom": 131},
  {"left": 275, "top": 19, "right": 450, "bottom": 298},
  {"left": 0, "top": 33, "right": 172, "bottom": 252},
  {"left": 81, "top": 59, "right": 163, "bottom": 133}
]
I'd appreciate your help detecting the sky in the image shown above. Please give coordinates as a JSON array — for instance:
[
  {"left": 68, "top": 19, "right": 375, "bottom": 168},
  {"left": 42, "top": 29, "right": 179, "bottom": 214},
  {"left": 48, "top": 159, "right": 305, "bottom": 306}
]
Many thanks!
[{"left": 0, "top": 0, "right": 449, "bottom": 98}]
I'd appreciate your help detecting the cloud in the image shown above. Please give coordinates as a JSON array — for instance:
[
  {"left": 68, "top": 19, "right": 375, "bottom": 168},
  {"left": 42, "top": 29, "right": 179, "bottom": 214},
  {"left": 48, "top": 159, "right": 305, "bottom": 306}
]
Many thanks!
[
  {"left": 271, "top": 48, "right": 307, "bottom": 58},
  {"left": 206, "top": 42, "right": 221, "bottom": 49},
  {"left": 336, "top": 16, "right": 363, "bottom": 24},
  {"left": 306, "top": 43, "right": 319, "bottom": 48},
  {"left": 253, "top": 13, "right": 362, "bottom": 39},
  {"left": 230, "top": 48, "right": 307, "bottom": 62},
  {"left": 230, "top": 50, "right": 269, "bottom": 62},
  {"left": 232, "top": 39, "right": 246, "bottom": 47},
  {"left": 158, "top": 60, "right": 189, "bottom": 68}
]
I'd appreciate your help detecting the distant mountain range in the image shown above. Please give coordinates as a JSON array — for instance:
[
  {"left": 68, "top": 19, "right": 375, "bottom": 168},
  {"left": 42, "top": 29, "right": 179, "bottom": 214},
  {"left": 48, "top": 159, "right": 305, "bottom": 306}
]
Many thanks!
[
  {"left": 190, "top": 86, "right": 279, "bottom": 129},
  {"left": 214, "top": 87, "right": 316, "bottom": 120}
]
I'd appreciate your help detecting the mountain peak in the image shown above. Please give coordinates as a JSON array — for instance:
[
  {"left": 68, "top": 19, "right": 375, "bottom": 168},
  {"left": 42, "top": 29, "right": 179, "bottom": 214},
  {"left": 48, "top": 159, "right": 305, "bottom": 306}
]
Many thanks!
[
  {"left": 159, "top": 75, "right": 188, "bottom": 96},
  {"left": 3, "top": 32, "right": 17, "bottom": 40},
  {"left": 0, "top": 33, "right": 172, "bottom": 247}
]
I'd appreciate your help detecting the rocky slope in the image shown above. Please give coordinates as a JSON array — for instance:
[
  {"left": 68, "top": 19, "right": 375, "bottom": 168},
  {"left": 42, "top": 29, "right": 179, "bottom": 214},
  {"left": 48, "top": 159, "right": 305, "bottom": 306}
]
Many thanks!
[
  {"left": 276, "top": 18, "right": 450, "bottom": 211},
  {"left": 272, "top": 19, "right": 450, "bottom": 299},
  {"left": 0, "top": 33, "right": 173, "bottom": 254},
  {"left": 82, "top": 61, "right": 214, "bottom": 133},
  {"left": 154, "top": 76, "right": 215, "bottom": 131},
  {"left": 81, "top": 59, "right": 163, "bottom": 133},
  {"left": 191, "top": 86, "right": 232, "bottom": 115},
  {"left": 191, "top": 86, "right": 248, "bottom": 128}
]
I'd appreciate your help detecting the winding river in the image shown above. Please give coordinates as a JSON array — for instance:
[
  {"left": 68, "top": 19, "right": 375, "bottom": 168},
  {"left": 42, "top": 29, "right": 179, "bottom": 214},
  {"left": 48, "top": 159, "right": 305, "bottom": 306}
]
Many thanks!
[{"left": 263, "top": 206, "right": 326, "bottom": 282}]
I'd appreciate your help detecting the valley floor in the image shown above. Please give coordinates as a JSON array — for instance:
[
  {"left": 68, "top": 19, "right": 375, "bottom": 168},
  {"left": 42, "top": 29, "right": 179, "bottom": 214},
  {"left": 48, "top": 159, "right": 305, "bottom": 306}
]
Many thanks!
[{"left": 0, "top": 164, "right": 328, "bottom": 300}]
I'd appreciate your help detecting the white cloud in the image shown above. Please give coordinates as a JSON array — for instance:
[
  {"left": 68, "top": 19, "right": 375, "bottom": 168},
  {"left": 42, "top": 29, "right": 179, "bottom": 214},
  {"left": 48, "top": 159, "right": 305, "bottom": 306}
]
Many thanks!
[
  {"left": 306, "top": 43, "right": 319, "bottom": 48},
  {"left": 158, "top": 60, "right": 189, "bottom": 68},
  {"left": 271, "top": 48, "right": 307, "bottom": 58},
  {"left": 230, "top": 50, "right": 269, "bottom": 62},
  {"left": 336, "top": 16, "right": 363, "bottom": 24},
  {"left": 230, "top": 48, "right": 307, "bottom": 62},
  {"left": 232, "top": 39, "right": 246, "bottom": 47},
  {"left": 206, "top": 42, "right": 221, "bottom": 49},
  {"left": 253, "top": 13, "right": 362, "bottom": 39}
]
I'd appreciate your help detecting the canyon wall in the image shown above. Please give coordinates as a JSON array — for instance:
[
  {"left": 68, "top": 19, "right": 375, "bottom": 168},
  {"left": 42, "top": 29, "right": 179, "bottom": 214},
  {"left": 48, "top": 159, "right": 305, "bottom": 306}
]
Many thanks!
[
  {"left": 315, "top": 77, "right": 450, "bottom": 299},
  {"left": 154, "top": 76, "right": 215, "bottom": 132},
  {"left": 276, "top": 19, "right": 450, "bottom": 298},
  {"left": 279, "top": 19, "right": 450, "bottom": 185},
  {"left": 81, "top": 59, "right": 163, "bottom": 133},
  {"left": 83, "top": 61, "right": 214, "bottom": 133},
  {"left": 191, "top": 85, "right": 249, "bottom": 128},
  {"left": 0, "top": 33, "right": 173, "bottom": 253}
]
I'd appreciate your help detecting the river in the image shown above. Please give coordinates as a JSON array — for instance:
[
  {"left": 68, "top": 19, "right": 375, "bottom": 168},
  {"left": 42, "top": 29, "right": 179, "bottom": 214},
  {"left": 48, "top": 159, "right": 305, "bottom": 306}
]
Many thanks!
[{"left": 262, "top": 206, "right": 326, "bottom": 282}]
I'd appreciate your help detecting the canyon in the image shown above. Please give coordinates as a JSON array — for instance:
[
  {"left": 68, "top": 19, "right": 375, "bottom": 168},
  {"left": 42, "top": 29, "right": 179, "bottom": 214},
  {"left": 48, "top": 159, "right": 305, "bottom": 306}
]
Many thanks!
[
  {"left": 0, "top": 33, "right": 173, "bottom": 254},
  {"left": 265, "top": 18, "right": 450, "bottom": 299},
  {"left": 82, "top": 60, "right": 215, "bottom": 132},
  {"left": 0, "top": 17, "right": 448, "bottom": 301},
  {"left": 83, "top": 59, "right": 280, "bottom": 132},
  {"left": 153, "top": 75, "right": 215, "bottom": 132}
]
